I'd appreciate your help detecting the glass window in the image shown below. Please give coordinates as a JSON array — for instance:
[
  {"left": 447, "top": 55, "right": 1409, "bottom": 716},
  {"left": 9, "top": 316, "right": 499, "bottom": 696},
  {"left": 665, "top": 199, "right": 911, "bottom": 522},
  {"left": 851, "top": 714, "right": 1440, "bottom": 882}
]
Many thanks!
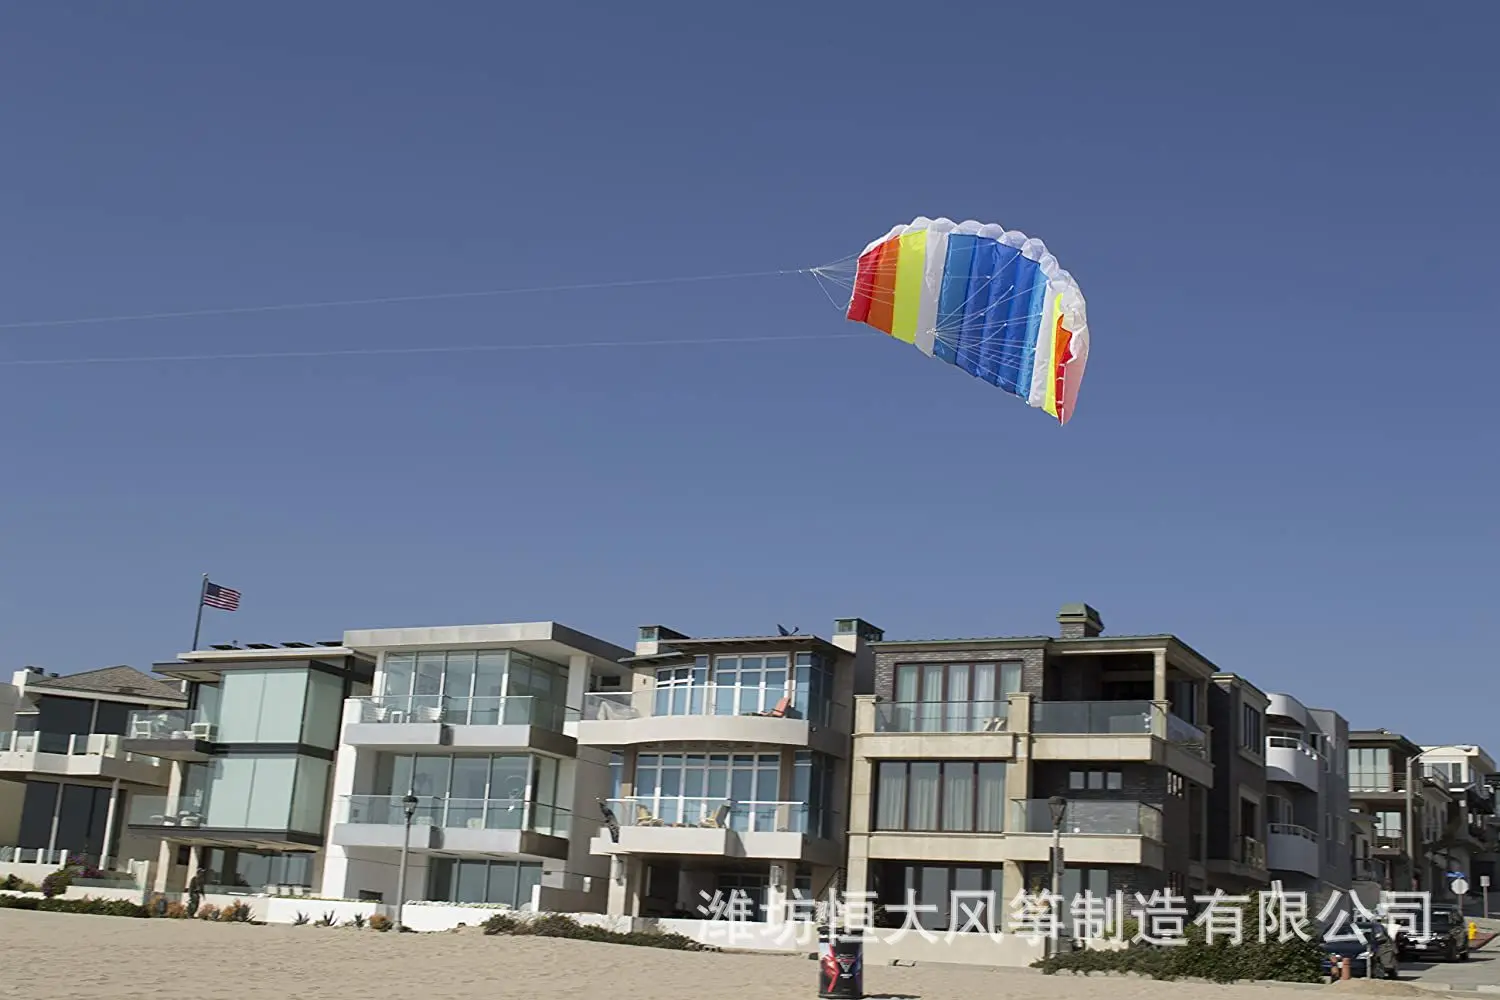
[
  {"left": 874, "top": 761, "right": 1006, "bottom": 833},
  {"left": 245, "top": 757, "right": 298, "bottom": 829},
  {"left": 873, "top": 862, "right": 1005, "bottom": 932},
  {"left": 382, "top": 654, "right": 414, "bottom": 698},
  {"left": 218, "top": 669, "right": 310, "bottom": 743},
  {"left": 426, "top": 859, "right": 540, "bottom": 909},
  {"left": 300, "top": 671, "right": 345, "bottom": 750},
  {"left": 887, "top": 661, "right": 1024, "bottom": 732},
  {"left": 289, "top": 757, "right": 331, "bottom": 834},
  {"left": 473, "top": 652, "right": 506, "bottom": 725}
]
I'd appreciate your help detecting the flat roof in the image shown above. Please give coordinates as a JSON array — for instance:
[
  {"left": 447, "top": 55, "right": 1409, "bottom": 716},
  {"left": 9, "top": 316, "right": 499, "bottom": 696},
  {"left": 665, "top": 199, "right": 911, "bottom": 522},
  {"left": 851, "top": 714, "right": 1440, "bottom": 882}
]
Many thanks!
[
  {"left": 342, "top": 621, "right": 631, "bottom": 667},
  {"left": 623, "top": 634, "right": 843, "bottom": 663}
]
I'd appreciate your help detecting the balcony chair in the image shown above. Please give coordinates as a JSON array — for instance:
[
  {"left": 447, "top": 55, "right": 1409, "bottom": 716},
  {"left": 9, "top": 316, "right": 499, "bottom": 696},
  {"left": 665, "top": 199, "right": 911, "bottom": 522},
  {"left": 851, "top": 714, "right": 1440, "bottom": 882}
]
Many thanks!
[
  {"left": 750, "top": 697, "right": 790, "bottom": 719},
  {"left": 635, "top": 805, "right": 665, "bottom": 827},
  {"left": 698, "top": 803, "right": 732, "bottom": 829}
]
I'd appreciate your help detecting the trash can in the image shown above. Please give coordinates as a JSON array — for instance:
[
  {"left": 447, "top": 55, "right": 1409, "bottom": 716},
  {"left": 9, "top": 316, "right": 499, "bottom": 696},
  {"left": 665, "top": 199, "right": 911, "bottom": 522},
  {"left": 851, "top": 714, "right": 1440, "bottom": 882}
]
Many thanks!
[{"left": 817, "top": 927, "right": 864, "bottom": 999}]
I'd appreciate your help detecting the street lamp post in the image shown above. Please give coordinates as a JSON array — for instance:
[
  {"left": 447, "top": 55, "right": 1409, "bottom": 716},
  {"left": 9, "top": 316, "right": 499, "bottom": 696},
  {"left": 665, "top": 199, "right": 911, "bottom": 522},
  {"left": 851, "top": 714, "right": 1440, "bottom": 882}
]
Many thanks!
[
  {"left": 1048, "top": 795, "right": 1068, "bottom": 956},
  {"left": 395, "top": 791, "right": 419, "bottom": 931}
]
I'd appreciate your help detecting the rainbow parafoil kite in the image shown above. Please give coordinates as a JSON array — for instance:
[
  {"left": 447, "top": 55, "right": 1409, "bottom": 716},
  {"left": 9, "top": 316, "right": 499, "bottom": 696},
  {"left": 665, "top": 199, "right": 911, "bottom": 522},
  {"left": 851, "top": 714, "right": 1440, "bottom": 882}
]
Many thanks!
[{"left": 843, "top": 217, "right": 1089, "bottom": 424}]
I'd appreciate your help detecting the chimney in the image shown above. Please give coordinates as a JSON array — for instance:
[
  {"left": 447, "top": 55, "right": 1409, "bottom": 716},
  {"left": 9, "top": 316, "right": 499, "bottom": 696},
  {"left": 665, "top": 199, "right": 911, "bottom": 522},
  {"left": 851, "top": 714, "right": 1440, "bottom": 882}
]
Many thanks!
[
  {"left": 635, "top": 625, "right": 689, "bottom": 657},
  {"left": 1057, "top": 603, "right": 1104, "bottom": 639},
  {"left": 832, "top": 617, "right": 884, "bottom": 654}
]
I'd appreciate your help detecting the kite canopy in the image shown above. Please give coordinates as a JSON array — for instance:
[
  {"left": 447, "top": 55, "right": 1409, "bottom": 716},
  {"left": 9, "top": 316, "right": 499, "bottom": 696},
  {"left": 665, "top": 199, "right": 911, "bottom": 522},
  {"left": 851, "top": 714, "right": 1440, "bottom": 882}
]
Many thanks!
[{"left": 844, "top": 217, "right": 1089, "bottom": 424}]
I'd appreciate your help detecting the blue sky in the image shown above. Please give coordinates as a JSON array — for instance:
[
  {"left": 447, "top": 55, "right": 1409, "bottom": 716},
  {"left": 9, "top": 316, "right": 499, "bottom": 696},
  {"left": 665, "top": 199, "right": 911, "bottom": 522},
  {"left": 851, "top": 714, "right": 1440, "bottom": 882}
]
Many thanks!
[{"left": 1, "top": 3, "right": 1495, "bottom": 744}]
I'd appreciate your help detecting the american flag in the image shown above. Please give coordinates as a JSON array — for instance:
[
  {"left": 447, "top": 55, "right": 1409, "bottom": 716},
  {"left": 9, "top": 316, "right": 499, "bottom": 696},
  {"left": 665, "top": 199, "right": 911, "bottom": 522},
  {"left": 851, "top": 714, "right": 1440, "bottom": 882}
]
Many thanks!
[{"left": 202, "top": 581, "right": 241, "bottom": 611}]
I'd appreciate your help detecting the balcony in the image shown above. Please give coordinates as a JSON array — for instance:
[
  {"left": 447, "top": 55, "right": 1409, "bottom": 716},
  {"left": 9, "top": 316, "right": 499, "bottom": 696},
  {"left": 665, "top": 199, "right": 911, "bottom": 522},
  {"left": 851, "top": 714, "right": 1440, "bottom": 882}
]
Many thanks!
[
  {"left": 1265, "top": 736, "right": 1322, "bottom": 791},
  {"left": 120, "top": 710, "right": 216, "bottom": 762},
  {"left": 857, "top": 699, "right": 1017, "bottom": 760},
  {"left": 0, "top": 731, "right": 171, "bottom": 785},
  {"left": 874, "top": 701, "right": 1009, "bottom": 734},
  {"left": 1238, "top": 835, "right": 1267, "bottom": 870},
  {"left": 330, "top": 794, "right": 570, "bottom": 860},
  {"left": 575, "top": 687, "right": 846, "bottom": 756},
  {"left": 1266, "top": 822, "right": 1320, "bottom": 876},
  {"left": 341, "top": 696, "right": 576, "bottom": 757},
  {"left": 589, "top": 796, "right": 840, "bottom": 865},
  {"left": 1349, "top": 772, "right": 1409, "bottom": 794},
  {"left": 1004, "top": 799, "right": 1165, "bottom": 867},
  {"left": 1028, "top": 700, "right": 1212, "bottom": 785}
]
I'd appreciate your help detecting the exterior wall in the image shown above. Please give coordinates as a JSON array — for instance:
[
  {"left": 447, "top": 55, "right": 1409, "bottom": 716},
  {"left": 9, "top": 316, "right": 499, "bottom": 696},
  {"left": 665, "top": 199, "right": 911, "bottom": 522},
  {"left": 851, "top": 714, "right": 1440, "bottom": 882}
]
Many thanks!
[
  {"left": 1308, "top": 707, "right": 1351, "bottom": 894},
  {"left": 1205, "top": 676, "right": 1268, "bottom": 893}
]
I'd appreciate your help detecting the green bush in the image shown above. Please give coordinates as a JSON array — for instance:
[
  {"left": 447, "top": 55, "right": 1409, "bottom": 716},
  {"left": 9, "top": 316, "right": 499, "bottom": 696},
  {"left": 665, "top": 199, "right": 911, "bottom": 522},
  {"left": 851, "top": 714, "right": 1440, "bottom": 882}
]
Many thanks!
[
  {"left": 481, "top": 912, "right": 714, "bottom": 951},
  {"left": 0, "top": 894, "right": 147, "bottom": 918},
  {"left": 0, "top": 875, "right": 40, "bottom": 893}
]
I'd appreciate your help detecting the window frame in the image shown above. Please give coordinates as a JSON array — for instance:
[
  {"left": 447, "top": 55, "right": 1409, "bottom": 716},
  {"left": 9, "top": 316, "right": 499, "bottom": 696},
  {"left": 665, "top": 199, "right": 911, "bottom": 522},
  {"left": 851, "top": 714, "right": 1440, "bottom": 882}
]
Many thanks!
[{"left": 873, "top": 760, "right": 1007, "bottom": 833}]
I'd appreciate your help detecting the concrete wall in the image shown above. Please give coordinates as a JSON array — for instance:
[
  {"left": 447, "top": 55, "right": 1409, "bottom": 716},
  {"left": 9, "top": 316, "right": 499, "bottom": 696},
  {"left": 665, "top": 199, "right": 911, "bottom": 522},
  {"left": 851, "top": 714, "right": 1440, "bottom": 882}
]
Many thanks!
[{"left": 1309, "top": 707, "right": 1351, "bottom": 892}]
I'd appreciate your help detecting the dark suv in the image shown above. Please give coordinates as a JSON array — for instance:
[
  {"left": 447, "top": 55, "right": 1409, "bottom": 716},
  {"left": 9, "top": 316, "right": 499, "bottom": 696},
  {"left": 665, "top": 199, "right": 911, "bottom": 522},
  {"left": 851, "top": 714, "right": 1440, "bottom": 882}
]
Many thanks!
[{"left": 1398, "top": 908, "right": 1469, "bottom": 962}]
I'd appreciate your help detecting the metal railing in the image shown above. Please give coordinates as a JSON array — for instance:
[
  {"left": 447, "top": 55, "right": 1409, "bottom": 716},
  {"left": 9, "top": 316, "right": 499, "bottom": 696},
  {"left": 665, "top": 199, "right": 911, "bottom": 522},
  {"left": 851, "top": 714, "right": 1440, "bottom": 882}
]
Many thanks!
[
  {"left": 1238, "top": 835, "right": 1267, "bottom": 868},
  {"left": 337, "top": 794, "right": 571, "bottom": 837},
  {"left": 1268, "top": 822, "right": 1319, "bottom": 842},
  {"left": 579, "top": 686, "right": 838, "bottom": 726},
  {"left": 0, "top": 731, "right": 166, "bottom": 766},
  {"left": 0, "top": 846, "right": 71, "bottom": 865},
  {"left": 125, "top": 710, "right": 215, "bottom": 741},
  {"left": 349, "top": 695, "right": 570, "bottom": 731},
  {"left": 872, "top": 701, "right": 1009, "bottom": 733},
  {"left": 1010, "top": 799, "right": 1164, "bottom": 840},
  {"left": 602, "top": 796, "right": 810, "bottom": 834}
]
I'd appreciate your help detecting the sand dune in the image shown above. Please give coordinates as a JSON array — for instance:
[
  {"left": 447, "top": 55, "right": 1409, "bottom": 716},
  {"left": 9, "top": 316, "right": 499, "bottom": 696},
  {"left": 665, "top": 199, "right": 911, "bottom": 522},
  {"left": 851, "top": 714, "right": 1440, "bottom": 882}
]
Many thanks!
[{"left": 1, "top": 909, "right": 1342, "bottom": 1000}]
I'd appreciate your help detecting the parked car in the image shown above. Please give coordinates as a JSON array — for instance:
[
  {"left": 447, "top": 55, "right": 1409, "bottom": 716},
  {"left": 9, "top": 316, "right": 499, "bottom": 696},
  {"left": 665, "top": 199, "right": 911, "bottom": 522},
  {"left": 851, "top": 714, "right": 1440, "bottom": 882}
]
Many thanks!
[
  {"left": 1398, "top": 908, "right": 1469, "bottom": 962},
  {"left": 1321, "top": 920, "right": 1400, "bottom": 980}
]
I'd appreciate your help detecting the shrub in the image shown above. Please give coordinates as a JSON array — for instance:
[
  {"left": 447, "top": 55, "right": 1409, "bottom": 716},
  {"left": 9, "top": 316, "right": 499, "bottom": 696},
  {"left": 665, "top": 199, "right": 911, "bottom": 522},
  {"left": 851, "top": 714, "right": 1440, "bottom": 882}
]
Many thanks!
[
  {"left": 293, "top": 911, "right": 310, "bottom": 926},
  {"left": 347, "top": 913, "right": 367, "bottom": 929},
  {"left": 481, "top": 912, "right": 712, "bottom": 951},
  {"left": 40, "top": 865, "right": 76, "bottom": 899},
  {"left": 216, "top": 901, "right": 252, "bottom": 923},
  {"left": 165, "top": 901, "right": 188, "bottom": 919},
  {"left": 0, "top": 875, "right": 40, "bottom": 894},
  {"left": 197, "top": 904, "right": 221, "bottom": 921},
  {"left": 316, "top": 911, "right": 337, "bottom": 927},
  {"left": 368, "top": 913, "right": 393, "bottom": 932},
  {"left": 0, "top": 894, "right": 147, "bottom": 918}
]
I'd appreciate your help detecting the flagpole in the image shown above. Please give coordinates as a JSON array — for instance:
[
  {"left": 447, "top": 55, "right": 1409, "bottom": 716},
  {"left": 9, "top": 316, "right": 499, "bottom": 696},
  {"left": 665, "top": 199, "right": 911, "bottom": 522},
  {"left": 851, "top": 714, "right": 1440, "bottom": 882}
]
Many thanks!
[{"left": 191, "top": 574, "right": 209, "bottom": 651}]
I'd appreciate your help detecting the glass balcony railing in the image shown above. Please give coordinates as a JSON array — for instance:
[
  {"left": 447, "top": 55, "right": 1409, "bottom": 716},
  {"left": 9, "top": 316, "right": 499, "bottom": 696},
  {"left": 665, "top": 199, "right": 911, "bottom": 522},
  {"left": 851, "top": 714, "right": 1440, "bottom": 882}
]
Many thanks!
[
  {"left": 0, "top": 731, "right": 167, "bottom": 766},
  {"left": 579, "top": 686, "right": 837, "bottom": 726},
  {"left": 126, "top": 710, "right": 216, "bottom": 741},
  {"left": 337, "top": 794, "right": 571, "bottom": 837},
  {"left": 1350, "top": 772, "right": 1408, "bottom": 793},
  {"left": 1266, "top": 735, "right": 1322, "bottom": 758},
  {"left": 127, "top": 794, "right": 207, "bottom": 828},
  {"left": 873, "top": 701, "right": 1009, "bottom": 733},
  {"left": 1010, "top": 799, "right": 1164, "bottom": 840},
  {"left": 1030, "top": 700, "right": 1210, "bottom": 758},
  {"left": 348, "top": 695, "right": 568, "bottom": 731},
  {"left": 602, "top": 796, "right": 812, "bottom": 834},
  {"left": 1238, "top": 835, "right": 1267, "bottom": 868},
  {"left": 1031, "top": 700, "right": 1154, "bottom": 735}
]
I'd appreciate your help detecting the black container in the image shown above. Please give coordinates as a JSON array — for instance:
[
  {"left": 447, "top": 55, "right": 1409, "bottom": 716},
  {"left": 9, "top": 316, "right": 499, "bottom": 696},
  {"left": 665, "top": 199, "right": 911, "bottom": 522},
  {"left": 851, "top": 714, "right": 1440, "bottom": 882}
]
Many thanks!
[{"left": 817, "top": 927, "right": 864, "bottom": 999}]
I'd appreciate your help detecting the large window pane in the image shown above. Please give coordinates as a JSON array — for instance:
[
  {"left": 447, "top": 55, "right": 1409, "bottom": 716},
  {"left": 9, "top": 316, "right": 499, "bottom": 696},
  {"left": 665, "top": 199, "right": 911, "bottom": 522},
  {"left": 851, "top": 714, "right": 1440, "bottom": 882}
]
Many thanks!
[
  {"left": 977, "top": 763, "right": 1006, "bottom": 832},
  {"left": 941, "top": 763, "right": 975, "bottom": 831},
  {"left": 487, "top": 862, "right": 518, "bottom": 907},
  {"left": 219, "top": 669, "right": 309, "bottom": 743},
  {"left": 217, "top": 673, "right": 267, "bottom": 743},
  {"left": 300, "top": 670, "right": 345, "bottom": 750},
  {"left": 410, "top": 756, "right": 451, "bottom": 798},
  {"left": 245, "top": 757, "right": 297, "bottom": 829},
  {"left": 908, "top": 763, "right": 941, "bottom": 830},
  {"left": 473, "top": 652, "right": 506, "bottom": 725},
  {"left": 876, "top": 763, "right": 906, "bottom": 830},
  {"left": 516, "top": 863, "right": 542, "bottom": 909},
  {"left": 290, "top": 758, "right": 330, "bottom": 834},
  {"left": 382, "top": 654, "right": 414, "bottom": 698}
]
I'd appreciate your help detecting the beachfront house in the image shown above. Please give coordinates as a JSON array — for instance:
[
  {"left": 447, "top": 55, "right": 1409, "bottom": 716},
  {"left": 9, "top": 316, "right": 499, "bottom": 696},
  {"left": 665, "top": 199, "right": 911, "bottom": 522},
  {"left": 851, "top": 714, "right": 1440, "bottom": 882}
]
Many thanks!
[
  {"left": 0, "top": 666, "right": 183, "bottom": 872},
  {"left": 121, "top": 643, "right": 373, "bottom": 895},
  {"left": 1261, "top": 692, "right": 1352, "bottom": 907},
  {"left": 844, "top": 603, "right": 1240, "bottom": 963},
  {"left": 317, "top": 622, "right": 632, "bottom": 913},
  {"left": 573, "top": 619, "right": 877, "bottom": 920}
]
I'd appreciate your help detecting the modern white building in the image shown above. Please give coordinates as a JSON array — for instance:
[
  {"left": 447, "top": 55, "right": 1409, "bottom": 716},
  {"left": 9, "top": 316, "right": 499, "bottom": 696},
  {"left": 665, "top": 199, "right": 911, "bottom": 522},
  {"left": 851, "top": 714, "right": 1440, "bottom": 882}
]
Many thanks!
[
  {"left": 318, "top": 622, "right": 633, "bottom": 913},
  {"left": 1, "top": 666, "right": 183, "bottom": 869},
  {"left": 1263, "top": 692, "right": 1350, "bottom": 904},
  {"left": 574, "top": 619, "right": 877, "bottom": 920}
]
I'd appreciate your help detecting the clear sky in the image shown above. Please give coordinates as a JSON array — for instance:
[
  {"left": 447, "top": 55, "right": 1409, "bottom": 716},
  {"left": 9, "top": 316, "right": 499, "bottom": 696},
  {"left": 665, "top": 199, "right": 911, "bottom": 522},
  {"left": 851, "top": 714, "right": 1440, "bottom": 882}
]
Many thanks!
[{"left": 1, "top": 3, "right": 1495, "bottom": 745}]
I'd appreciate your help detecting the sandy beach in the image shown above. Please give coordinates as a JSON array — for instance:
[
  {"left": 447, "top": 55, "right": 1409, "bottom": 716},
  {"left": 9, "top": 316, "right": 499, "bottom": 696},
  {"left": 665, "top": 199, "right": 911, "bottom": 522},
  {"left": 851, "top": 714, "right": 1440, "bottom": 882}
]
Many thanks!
[{"left": 1, "top": 909, "right": 1435, "bottom": 1000}]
